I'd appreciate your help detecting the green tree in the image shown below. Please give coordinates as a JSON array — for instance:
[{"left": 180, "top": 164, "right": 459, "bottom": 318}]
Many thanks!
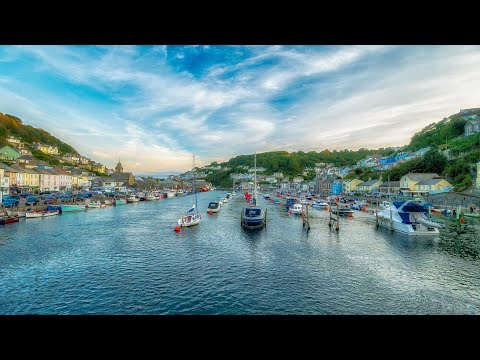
[{"left": 421, "top": 149, "right": 447, "bottom": 174}]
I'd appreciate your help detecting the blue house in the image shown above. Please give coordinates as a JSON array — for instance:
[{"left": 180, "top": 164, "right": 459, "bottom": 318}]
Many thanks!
[{"left": 331, "top": 182, "right": 343, "bottom": 195}]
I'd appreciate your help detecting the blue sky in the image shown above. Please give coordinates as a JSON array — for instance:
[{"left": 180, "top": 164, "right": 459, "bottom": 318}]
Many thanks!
[{"left": 0, "top": 45, "right": 479, "bottom": 175}]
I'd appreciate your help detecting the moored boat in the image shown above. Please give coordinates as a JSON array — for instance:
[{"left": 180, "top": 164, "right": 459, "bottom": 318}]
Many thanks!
[
  {"left": 26, "top": 209, "right": 59, "bottom": 218},
  {"left": 115, "top": 199, "right": 127, "bottom": 206},
  {"left": 178, "top": 155, "right": 201, "bottom": 227},
  {"left": 128, "top": 195, "right": 140, "bottom": 202},
  {"left": 61, "top": 204, "right": 86, "bottom": 212},
  {"left": 376, "top": 200, "right": 441, "bottom": 236},
  {"left": 289, "top": 203, "right": 303, "bottom": 214},
  {"left": 207, "top": 201, "right": 220, "bottom": 213}
]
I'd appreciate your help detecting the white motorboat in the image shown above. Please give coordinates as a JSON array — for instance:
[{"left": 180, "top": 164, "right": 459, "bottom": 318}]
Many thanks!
[
  {"left": 166, "top": 191, "right": 176, "bottom": 198},
  {"left": 26, "top": 209, "right": 59, "bottom": 218},
  {"left": 290, "top": 203, "right": 303, "bottom": 214},
  {"left": 85, "top": 202, "right": 106, "bottom": 208},
  {"left": 311, "top": 201, "right": 329, "bottom": 208},
  {"left": 176, "top": 190, "right": 185, "bottom": 196},
  {"left": 300, "top": 199, "right": 311, "bottom": 205},
  {"left": 128, "top": 195, "right": 140, "bottom": 202},
  {"left": 146, "top": 193, "right": 157, "bottom": 201},
  {"left": 376, "top": 200, "right": 441, "bottom": 236}
]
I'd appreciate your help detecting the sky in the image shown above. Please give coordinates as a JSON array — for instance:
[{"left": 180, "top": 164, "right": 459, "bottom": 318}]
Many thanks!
[{"left": 0, "top": 45, "right": 479, "bottom": 175}]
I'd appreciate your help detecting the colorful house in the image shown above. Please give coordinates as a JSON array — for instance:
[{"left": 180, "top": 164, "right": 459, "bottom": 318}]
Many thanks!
[
  {"left": 0, "top": 146, "right": 21, "bottom": 162},
  {"left": 342, "top": 178, "right": 363, "bottom": 193},
  {"left": 399, "top": 173, "right": 439, "bottom": 192},
  {"left": 415, "top": 178, "right": 453, "bottom": 193},
  {"left": 357, "top": 179, "right": 382, "bottom": 192}
]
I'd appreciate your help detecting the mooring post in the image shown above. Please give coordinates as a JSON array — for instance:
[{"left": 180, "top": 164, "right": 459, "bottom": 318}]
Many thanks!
[
  {"left": 336, "top": 202, "right": 339, "bottom": 231},
  {"left": 329, "top": 203, "right": 332, "bottom": 228}
]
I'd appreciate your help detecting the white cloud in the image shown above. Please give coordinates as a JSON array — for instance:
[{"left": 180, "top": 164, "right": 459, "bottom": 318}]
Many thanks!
[{"left": 1, "top": 45, "right": 480, "bottom": 171}]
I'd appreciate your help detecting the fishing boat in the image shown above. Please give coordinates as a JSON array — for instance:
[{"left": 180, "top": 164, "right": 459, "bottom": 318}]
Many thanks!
[
  {"left": 85, "top": 202, "right": 106, "bottom": 208},
  {"left": 26, "top": 209, "right": 59, "bottom": 218},
  {"left": 178, "top": 155, "right": 201, "bottom": 227},
  {"left": 104, "top": 199, "right": 113, "bottom": 205},
  {"left": 115, "top": 199, "right": 127, "bottom": 206},
  {"left": 376, "top": 200, "right": 441, "bottom": 236},
  {"left": 290, "top": 203, "right": 303, "bottom": 215},
  {"left": 128, "top": 195, "right": 140, "bottom": 202},
  {"left": 207, "top": 201, "right": 220, "bottom": 213},
  {"left": 166, "top": 190, "right": 176, "bottom": 198},
  {"left": 241, "top": 152, "right": 267, "bottom": 230},
  {"left": 300, "top": 199, "right": 311, "bottom": 205},
  {"left": 263, "top": 194, "right": 271, "bottom": 200},
  {"left": 0, "top": 215, "right": 20, "bottom": 224},
  {"left": 176, "top": 190, "right": 185, "bottom": 196},
  {"left": 146, "top": 193, "right": 157, "bottom": 201},
  {"left": 61, "top": 204, "right": 86, "bottom": 212}
]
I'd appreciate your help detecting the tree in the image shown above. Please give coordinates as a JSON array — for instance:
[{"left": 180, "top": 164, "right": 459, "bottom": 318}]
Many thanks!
[{"left": 422, "top": 149, "right": 447, "bottom": 174}]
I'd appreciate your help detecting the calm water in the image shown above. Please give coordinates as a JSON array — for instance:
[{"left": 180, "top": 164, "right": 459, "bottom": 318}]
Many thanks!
[{"left": 1, "top": 191, "right": 479, "bottom": 314}]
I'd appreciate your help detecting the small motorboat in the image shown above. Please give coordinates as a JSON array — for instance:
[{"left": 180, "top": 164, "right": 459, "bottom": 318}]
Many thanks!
[
  {"left": 311, "top": 201, "right": 329, "bottom": 208},
  {"left": 263, "top": 194, "right": 271, "bottom": 200},
  {"left": 115, "top": 199, "right": 127, "bottom": 206},
  {"left": 26, "top": 210, "right": 59, "bottom": 218},
  {"left": 128, "top": 195, "right": 140, "bottom": 202},
  {"left": 207, "top": 202, "right": 220, "bottom": 213},
  {"left": 85, "top": 202, "right": 106, "bottom": 208},
  {"left": 290, "top": 203, "right": 303, "bottom": 215},
  {"left": 332, "top": 208, "right": 355, "bottom": 216}
]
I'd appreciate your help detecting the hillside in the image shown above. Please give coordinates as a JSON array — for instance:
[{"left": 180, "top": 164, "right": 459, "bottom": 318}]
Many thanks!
[
  {"left": 205, "top": 108, "right": 480, "bottom": 190},
  {"left": 0, "top": 112, "right": 78, "bottom": 155}
]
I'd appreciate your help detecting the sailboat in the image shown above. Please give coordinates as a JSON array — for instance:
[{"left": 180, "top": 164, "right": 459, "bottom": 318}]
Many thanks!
[
  {"left": 178, "top": 154, "right": 201, "bottom": 227},
  {"left": 241, "top": 152, "right": 267, "bottom": 230}
]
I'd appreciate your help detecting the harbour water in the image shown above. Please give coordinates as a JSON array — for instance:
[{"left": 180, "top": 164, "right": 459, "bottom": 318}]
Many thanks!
[{"left": 1, "top": 191, "right": 479, "bottom": 314}]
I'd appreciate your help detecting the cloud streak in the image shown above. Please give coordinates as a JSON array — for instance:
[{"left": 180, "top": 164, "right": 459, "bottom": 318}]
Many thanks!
[{"left": 0, "top": 45, "right": 479, "bottom": 173}]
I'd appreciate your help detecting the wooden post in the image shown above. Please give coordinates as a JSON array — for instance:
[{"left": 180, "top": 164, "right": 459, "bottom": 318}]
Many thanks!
[
  {"left": 457, "top": 205, "right": 461, "bottom": 232},
  {"left": 306, "top": 203, "right": 310, "bottom": 231},
  {"left": 376, "top": 208, "right": 379, "bottom": 228},
  {"left": 329, "top": 203, "right": 332, "bottom": 228},
  {"left": 336, "top": 202, "right": 339, "bottom": 231}
]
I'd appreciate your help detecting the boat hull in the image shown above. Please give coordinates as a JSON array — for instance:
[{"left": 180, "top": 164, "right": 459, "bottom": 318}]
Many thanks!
[
  {"left": 178, "top": 214, "right": 201, "bottom": 227},
  {"left": 61, "top": 205, "right": 86, "bottom": 212},
  {"left": 26, "top": 210, "right": 59, "bottom": 218},
  {"left": 377, "top": 215, "right": 440, "bottom": 236},
  {"left": 115, "top": 200, "right": 127, "bottom": 206}
]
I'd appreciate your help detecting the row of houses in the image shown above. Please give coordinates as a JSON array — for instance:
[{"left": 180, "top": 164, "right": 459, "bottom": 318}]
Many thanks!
[
  {"left": 0, "top": 163, "right": 91, "bottom": 194},
  {"left": 315, "top": 173, "right": 453, "bottom": 196}
]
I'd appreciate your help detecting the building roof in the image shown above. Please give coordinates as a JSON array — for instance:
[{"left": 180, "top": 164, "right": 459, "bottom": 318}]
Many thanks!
[
  {"left": 359, "top": 179, "right": 381, "bottom": 186},
  {"left": 465, "top": 118, "right": 480, "bottom": 125},
  {"left": 416, "top": 178, "right": 449, "bottom": 186},
  {"left": 111, "top": 172, "right": 133, "bottom": 181},
  {"left": 0, "top": 162, "right": 18, "bottom": 172},
  {"left": 379, "top": 181, "right": 400, "bottom": 187},
  {"left": 17, "top": 155, "right": 34, "bottom": 160},
  {"left": 404, "top": 173, "right": 439, "bottom": 182}
]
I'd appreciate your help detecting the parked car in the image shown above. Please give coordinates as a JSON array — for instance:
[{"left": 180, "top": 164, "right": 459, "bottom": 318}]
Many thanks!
[{"left": 2, "top": 195, "right": 20, "bottom": 207}]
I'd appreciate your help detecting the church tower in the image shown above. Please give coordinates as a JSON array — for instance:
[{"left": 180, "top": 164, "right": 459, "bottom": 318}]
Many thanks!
[{"left": 115, "top": 158, "right": 123, "bottom": 173}]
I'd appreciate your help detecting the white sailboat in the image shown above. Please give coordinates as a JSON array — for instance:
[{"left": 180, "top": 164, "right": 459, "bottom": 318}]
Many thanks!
[{"left": 178, "top": 154, "right": 201, "bottom": 227}]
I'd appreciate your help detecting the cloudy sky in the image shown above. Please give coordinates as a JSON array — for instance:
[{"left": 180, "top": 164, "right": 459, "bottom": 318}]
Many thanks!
[{"left": 0, "top": 45, "right": 479, "bottom": 175}]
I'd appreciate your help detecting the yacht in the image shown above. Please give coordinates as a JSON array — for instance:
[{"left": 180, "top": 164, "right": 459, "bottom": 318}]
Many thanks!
[{"left": 376, "top": 200, "right": 441, "bottom": 236}]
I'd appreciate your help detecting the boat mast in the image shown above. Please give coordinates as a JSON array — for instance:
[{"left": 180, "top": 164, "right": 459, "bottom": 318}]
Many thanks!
[
  {"left": 254, "top": 152, "right": 257, "bottom": 205},
  {"left": 193, "top": 154, "right": 198, "bottom": 213}
]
